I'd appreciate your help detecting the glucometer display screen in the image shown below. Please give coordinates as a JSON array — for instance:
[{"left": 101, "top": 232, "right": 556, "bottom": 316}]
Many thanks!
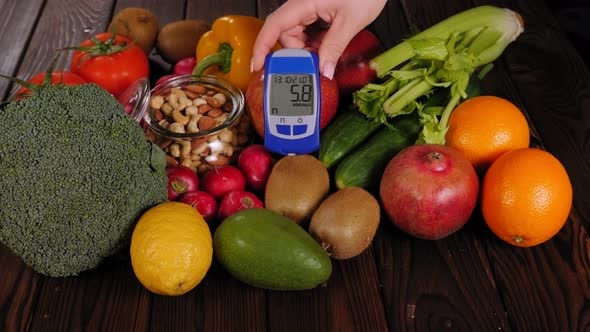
[{"left": 269, "top": 74, "right": 314, "bottom": 116}]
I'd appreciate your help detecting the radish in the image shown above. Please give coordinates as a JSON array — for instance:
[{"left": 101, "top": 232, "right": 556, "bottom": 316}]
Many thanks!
[
  {"left": 237, "top": 144, "right": 273, "bottom": 193},
  {"left": 200, "top": 165, "right": 246, "bottom": 199},
  {"left": 173, "top": 57, "right": 197, "bottom": 75},
  {"left": 180, "top": 191, "right": 218, "bottom": 223},
  {"left": 218, "top": 191, "right": 263, "bottom": 221},
  {"left": 166, "top": 166, "right": 199, "bottom": 201}
]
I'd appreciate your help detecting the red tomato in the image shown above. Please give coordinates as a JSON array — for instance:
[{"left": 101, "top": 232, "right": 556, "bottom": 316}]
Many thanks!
[
  {"left": 70, "top": 33, "right": 149, "bottom": 97},
  {"left": 15, "top": 71, "right": 86, "bottom": 98}
]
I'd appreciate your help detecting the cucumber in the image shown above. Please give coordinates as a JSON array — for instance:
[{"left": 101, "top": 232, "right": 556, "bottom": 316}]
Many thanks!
[
  {"left": 335, "top": 114, "right": 420, "bottom": 190},
  {"left": 333, "top": 74, "right": 482, "bottom": 190},
  {"left": 319, "top": 107, "right": 383, "bottom": 168}
]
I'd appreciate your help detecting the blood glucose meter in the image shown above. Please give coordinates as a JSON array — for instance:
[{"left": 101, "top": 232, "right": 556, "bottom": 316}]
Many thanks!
[{"left": 263, "top": 48, "right": 321, "bottom": 155}]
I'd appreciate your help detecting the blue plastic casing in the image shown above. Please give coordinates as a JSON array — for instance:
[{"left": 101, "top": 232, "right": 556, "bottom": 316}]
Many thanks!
[{"left": 263, "top": 49, "right": 321, "bottom": 155}]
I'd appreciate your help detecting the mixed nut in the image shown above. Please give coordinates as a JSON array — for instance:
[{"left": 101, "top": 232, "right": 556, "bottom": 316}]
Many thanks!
[{"left": 146, "top": 83, "right": 250, "bottom": 175}]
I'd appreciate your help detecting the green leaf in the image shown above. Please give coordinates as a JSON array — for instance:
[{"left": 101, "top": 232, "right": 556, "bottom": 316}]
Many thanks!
[{"left": 409, "top": 38, "right": 448, "bottom": 61}]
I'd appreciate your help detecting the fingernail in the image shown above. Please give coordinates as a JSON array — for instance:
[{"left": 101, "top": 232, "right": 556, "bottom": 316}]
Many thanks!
[
  {"left": 250, "top": 58, "right": 254, "bottom": 73},
  {"left": 323, "top": 62, "right": 335, "bottom": 80}
]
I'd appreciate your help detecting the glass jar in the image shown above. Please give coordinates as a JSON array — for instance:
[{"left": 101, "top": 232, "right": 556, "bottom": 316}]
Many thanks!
[{"left": 140, "top": 74, "right": 250, "bottom": 175}]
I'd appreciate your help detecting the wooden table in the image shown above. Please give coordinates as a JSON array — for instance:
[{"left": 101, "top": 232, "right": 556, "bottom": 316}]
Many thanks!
[{"left": 1, "top": 0, "right": 589, "bottom": 331}]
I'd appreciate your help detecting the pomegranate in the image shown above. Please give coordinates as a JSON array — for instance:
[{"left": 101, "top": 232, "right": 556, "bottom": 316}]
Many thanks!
[{"left": 379, "top": 144, "right": 479, "bottom": 240}]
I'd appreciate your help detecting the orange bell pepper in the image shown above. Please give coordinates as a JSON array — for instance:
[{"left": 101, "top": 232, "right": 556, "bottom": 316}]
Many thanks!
[{"left": 193, "top": 15, "right": 280, "bottom": 92}]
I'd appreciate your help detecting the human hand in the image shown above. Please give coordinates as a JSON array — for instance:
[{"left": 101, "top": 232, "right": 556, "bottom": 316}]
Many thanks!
[{"left": 250, "top": 0, "right": 387, "bottom": 79}]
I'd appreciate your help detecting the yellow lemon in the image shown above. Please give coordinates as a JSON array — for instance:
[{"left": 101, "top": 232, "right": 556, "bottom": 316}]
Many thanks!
[{"left": 130, "top": 202, "right": 213, "bottom": 296}]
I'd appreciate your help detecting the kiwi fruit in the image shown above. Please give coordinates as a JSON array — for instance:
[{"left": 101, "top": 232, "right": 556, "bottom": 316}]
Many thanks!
[
  {"left": 156, "top": 19, "right": 210, "bottom": 63},
  {"left": 309, "top": 187, "right": 380, "bottom": 260},
  {"left": 265, "top": 155, "right": 330, "bottom": 224},
  {"left": 108, "top": 7, "right": 159, "bottom": 54}
]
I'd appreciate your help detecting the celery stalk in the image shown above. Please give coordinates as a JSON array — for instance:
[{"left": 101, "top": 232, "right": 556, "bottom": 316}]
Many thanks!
[
  {"left": 352, "top": 5, "right": 524, "bottom": 144},
  {"left": 369, "top": 5, "right": 524, "bottom": 77}
]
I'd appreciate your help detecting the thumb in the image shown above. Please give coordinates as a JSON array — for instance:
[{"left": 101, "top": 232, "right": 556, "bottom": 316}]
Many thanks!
[{"left": 317, "top": 18, "right": 358, "bottom": 80}]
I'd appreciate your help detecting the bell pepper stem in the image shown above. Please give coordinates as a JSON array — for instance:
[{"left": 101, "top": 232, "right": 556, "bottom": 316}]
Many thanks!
[{"left": 193, "top": 42, "right": 233, "bottom": 76}]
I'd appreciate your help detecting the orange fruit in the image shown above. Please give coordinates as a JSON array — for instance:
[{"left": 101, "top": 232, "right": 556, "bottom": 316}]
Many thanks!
[
  {"left": 446, "top": 95, "right": 530, "bottom": 171},
  {"left": 481, "top": 148, "right": 572, "bottom": 247}
]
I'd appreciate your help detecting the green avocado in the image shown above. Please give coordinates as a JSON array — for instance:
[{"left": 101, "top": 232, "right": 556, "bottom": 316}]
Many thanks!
[{"left": 213, "top": 208, "right": 332, "bottom": 290}]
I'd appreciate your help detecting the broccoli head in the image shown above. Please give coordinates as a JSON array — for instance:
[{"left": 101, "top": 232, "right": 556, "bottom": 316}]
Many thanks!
[{"left": 0, "top": 84, "right": 168, "bottom": 277}]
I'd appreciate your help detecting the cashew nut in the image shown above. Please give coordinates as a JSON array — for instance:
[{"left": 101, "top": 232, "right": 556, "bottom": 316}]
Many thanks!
[
  {"left": 219, "top": 129, "right": 233, "bottom": 143},
  {"left": 212, "top": 92, "right": 227, "bottom": 106},
  {"left": 179, "top": 140, "right": 191, "bottom": 156},
  {"left": 186, "top": 115, "right": 202, "bottom": 133},
  {"left": 185, "top": 105, "right": 199, "bottom": 116},
  {"left": 150, "top": 95, "right": 165, "bottom": 110},
  {"left": 168, "top": 93, "right": 180, "bottom": 110},
  {"left": 191, "top": 141, "right": 209, "bottom": 155},
  {"left": 160, "top": 103, "right": 174, "bottom": 115},
  {"left": 171, "top": 87, "right": 187, "bottom": 99},
  {"left": 172, "top": 109, "right": 190, "bottom": 126},
  {"left": 169, "top": 143, "right": 181, "bottom": 158},
  {"left": 193, "top": 97, "right": 207, "bottom": 107},
  {"left": 168, "top": 122, "right": 186, "bottom": 134}
]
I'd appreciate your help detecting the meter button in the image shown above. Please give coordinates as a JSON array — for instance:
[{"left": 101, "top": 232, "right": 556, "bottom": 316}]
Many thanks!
[
  {"left": 292, "top": 124, "right": 308, "bottom": 135},
  {"left": 276, "top": 124, "right": 291, "bottom": 135}
]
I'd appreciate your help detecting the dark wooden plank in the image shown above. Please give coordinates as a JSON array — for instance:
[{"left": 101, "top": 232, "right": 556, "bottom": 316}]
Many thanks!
[
  {"left": 28, "top": 258, "right": 150, "bottom": 332},
  {"left": 187, "top": 0, "right": 257, "bottom": 20},
  {"left": 256, "top": 0, "right": 282, "bottom": 19},
  {"left": 7, "top": 0, "right": 115, "bottom": 98},
  {"left": 0, "top": 0, "right": 44, "bottom": 100},
  {"left": 200, "top": 264, "right": 267, "bottom": 331},
  {"left": 0, "top": 244, "right": 41, "bottom": 332},
  {"left": 266, "top": 248, "right": 388, "bottom": 332}
]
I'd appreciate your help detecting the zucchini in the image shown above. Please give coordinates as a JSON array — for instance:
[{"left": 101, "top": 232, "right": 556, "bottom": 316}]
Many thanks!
[
  {"left": 335, "top": 114, "right": 420, "bottom": 190},
  {"left": 319, "top": 107, "right": 383, "bottom": 168}
]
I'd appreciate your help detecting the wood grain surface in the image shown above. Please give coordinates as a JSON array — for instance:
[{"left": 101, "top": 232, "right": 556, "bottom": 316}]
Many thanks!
[{"left": 0, "top": 0, "right": 589, "bottom": 331}]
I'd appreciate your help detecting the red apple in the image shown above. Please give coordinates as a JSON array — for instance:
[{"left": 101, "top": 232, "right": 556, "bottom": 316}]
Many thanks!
[
  {"left": 379, "top": 144, "right": 479, "bottom": 240},
  {"left": 245, "top": 70, "right": 339, "bottom": 138},
  {"left": 333, "top": 29, "right": 382, "bottom": 94},
  {"left": 304, "top": 28, "right": 382, "bottom": 94}
]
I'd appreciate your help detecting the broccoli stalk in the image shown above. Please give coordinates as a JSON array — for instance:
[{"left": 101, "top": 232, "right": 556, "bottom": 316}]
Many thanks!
[{"left": 0, "top": 84, "right": 168, "bottom": 277}]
